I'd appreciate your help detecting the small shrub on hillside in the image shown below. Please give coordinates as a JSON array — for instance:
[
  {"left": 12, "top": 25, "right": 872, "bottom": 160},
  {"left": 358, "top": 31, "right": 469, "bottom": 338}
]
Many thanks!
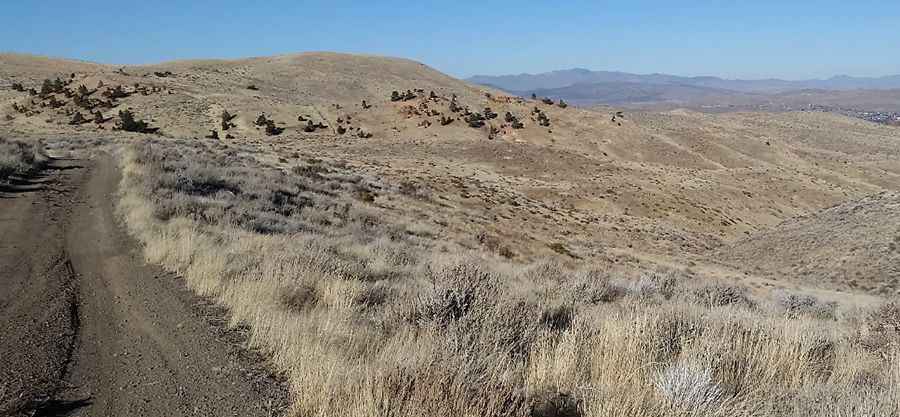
[
  {"left": 539, "top": 303, "right": 574, "bottom": 331},
  {"left": 774, "top": 291, "right": 837, "bottom": 320},
  {"left": 449, "top": 99, "right": 461, "bottom": 113},
  {"left": 0, "top": 138, "right": 47, "bottom": 182},
  {"left": 655, "top": 362, "right": 723, "bottom": 411},
  {"left": 265, "top": 121, "right": 284, "bottom": 136},
  {"left": 102, "top": 85, "right": 130, "bottom": 99},
  {"left": 220, "top": 110, "right": 237, "bottom": 130},
  {"left": 69, "top": 111, "right": 89, "bottom": 125},
  {"left": 569, "top": 270, "right": 626, "bottom": 304},
  {"left": 861, "top": 302, "right": 900, "bottom": 357},
  {"left": 529, "top": 391, "right": 581, "bottom": 417},
  {"left": 279, "top": 282, "right": 319, "bottom": 312},
  {"left": 116, "top": 109, "right": 158, "bottom": 133},
  {"left": 693, "top": 283, "right": 756, "bottom": 308},
  {"left": 93, "top": 110, "right": 108, "bottom": 124},
  {"left": 630, "top": 271, "right": 679, "bottom": 300},
  {"left": 465, "top": 112, "right": 485, "bottom": 128}
]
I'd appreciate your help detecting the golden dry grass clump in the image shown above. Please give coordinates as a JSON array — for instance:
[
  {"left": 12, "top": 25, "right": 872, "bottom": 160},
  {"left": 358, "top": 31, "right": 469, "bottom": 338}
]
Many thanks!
[
  {"left": 117, "top": 138, "right": 900, "bottom": 417},
  {"left": 0, "top": 137, "right": 47, "bottom": 182}
]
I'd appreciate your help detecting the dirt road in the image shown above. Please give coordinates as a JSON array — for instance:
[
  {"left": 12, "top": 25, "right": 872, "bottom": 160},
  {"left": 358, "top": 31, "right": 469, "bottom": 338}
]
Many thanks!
[{"left": 0, "top": 156, "right": 287, "bottom": 416}]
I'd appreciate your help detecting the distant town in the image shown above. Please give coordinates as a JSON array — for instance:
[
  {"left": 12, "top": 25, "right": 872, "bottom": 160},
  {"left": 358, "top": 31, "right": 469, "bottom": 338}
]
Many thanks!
[{"left": 786, "top": 105, "right": 900, "bottom": 126}]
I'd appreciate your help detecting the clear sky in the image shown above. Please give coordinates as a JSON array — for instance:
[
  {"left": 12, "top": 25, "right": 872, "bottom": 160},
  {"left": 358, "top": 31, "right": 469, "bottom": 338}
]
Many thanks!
[{"left": 3, "top": 0, "right": 898, "bottom": 80}]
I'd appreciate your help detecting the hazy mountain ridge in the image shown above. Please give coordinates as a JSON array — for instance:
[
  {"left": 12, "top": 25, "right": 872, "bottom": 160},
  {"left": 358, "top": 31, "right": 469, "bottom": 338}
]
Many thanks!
[
  {"left": 468, "top": 69, "right": 900, "bottom": 93},
  {"left": 469, "top": 69, "right": 900, "bottom": 112}
]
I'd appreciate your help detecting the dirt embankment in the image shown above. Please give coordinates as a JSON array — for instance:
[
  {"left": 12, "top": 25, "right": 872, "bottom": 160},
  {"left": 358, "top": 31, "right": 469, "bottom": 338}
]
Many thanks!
[{"left": 0, "top": 155, "right": 287, "bottom": 417}]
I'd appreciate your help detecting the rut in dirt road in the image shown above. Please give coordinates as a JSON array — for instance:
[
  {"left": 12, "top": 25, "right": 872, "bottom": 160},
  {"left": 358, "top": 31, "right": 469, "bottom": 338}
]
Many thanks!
[{"left": 0, "top": 155, "right": 288, "bottom": 417}]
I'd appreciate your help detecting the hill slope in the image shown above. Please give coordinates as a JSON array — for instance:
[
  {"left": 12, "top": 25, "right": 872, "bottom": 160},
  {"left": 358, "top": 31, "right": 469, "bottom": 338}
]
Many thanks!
[
  {"left": 719, "top": 192, "right": 900, "bottom": 295},
  {"left": 2, "top": 52, "right": 900, "bottom": 279}
]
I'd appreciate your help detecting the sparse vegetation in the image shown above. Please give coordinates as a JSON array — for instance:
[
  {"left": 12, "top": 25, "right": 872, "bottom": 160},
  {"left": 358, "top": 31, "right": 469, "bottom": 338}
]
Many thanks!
[
  {"left": 116, "top": 139, "right": 900, "bottom": 417},
  {"left": 465, "top": 112, "right": 486, "bottom": 128},
  {"left": 115, "top": 109, "right": 158, "bottom": 133},
  {"left": 220, "top": 110, "right": 237, "bottom": 131},
  {"left": 0, "top": 138, "right": 48, "bottom": 182}
]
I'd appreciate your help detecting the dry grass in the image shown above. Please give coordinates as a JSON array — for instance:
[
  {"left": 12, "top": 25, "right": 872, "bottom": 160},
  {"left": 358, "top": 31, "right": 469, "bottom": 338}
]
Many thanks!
[
  {"left": 0, "top": 137, "right": 47, "bottom": 182},
  {"left": 118, "top": 138, "right": 900, "bottom": 417}
]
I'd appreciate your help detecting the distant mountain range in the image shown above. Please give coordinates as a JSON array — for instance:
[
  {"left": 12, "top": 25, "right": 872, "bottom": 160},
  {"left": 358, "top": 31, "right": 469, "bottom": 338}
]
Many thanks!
[
  {"left": 468, "top": 69, "right": 900, "bottom": 94},
  {"left": 466, "top": 69, "right": 900, "bottom": 111}
]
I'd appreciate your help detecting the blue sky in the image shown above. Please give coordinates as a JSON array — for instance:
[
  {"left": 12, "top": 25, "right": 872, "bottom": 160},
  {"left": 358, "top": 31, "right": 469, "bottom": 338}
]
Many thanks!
[{"left": 3, "top": 0, "right": 898, "bottom": 79}]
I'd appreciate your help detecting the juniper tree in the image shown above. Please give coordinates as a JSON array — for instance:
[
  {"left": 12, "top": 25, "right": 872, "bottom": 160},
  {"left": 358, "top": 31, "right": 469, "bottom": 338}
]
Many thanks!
[
  {"left": 116, "top": 109, "right": 152, "bottom": 132},
  {"left": 221, "top": 110, "right": 236, "bottom": 130}
]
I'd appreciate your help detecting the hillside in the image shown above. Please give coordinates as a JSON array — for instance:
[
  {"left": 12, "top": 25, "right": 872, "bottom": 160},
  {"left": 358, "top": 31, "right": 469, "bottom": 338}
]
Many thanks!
[
  {"left": 4, "top": 51, "right": 900, "bottom": 417},
  {"left": 2, "top": 52, "right": 900, "bottom": 276},
  {"left": 718, "top": 192, "right": 900, "bottom": 295}
]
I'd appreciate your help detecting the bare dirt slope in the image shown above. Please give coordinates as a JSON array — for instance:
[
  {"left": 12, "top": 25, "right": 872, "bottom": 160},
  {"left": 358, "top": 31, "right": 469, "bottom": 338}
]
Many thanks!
[{"left": 0, "top": 156, "right": 286, "bottom": 416}]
